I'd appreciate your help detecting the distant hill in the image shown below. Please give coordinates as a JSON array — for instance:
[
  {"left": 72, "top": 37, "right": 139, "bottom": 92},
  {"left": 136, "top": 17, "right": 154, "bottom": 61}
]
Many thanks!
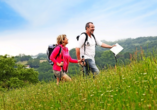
[
  {"left": 32, "top": 36, "right": 157, "bottom": 60},
  {"left": 96, "top": 36, "right": 157, "bottom": 52}
]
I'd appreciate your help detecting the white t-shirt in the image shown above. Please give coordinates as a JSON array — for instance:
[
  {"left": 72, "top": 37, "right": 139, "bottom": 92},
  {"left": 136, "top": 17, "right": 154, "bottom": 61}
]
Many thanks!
[{"left": 76, "top": 34, "right": 102, "bottom": 62}]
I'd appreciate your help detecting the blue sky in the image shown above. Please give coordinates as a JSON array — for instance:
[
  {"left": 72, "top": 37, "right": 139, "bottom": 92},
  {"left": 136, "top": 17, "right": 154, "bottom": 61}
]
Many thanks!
[{"left": 0, "top": 0, "right": 157, "bottom": 56}]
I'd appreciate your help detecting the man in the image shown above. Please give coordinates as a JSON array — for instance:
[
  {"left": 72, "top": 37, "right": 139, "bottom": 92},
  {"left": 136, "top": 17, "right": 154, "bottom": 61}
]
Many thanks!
[{"left": 76, "top": 22, "right": 115, "bottom": 77}]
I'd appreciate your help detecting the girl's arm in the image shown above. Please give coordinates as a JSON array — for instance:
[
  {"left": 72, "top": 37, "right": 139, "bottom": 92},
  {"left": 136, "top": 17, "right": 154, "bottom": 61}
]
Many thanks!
[
  {"left": 67, "top": 48, "right": 81, "bottom": 63},
  {"left": 50, "top": 46, "right": 61, "bottom": 64},
  {"left": 69, "top": 56, "right": 82, "bottom": 63}
]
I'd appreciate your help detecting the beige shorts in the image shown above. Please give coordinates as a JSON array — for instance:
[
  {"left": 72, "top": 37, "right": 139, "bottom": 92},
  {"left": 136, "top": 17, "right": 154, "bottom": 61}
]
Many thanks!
[{"left": 53, "top": 70, "right": 65, "bottom": 79}]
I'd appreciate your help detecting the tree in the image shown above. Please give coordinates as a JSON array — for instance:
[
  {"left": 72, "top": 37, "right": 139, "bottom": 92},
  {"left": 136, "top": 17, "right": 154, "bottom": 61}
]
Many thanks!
[
  {"left": 37, "top": 62, "right": 55, "bottom": 81},
  {"left": 27, "top": 59, "right": 40, "bottom": 68},
  {"left": 0, "top": 55, "right": 39, "bottom": 89},
  {"left": 14, "top": 54, "right": 32, "bottom": 62}
]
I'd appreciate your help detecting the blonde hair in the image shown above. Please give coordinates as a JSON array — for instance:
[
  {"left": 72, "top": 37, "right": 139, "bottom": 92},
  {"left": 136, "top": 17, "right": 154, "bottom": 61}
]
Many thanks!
[{"left": 57, "top": 34, "right": 66, "bottom": 45}]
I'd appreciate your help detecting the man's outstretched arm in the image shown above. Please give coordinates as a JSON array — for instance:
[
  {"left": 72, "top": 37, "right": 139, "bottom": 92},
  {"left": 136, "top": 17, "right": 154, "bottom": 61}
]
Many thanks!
[
  {"left": 101, "top": 43, "right": 115, "bottom": 49},
  {"left": 75, "top": 48, "right": 81, "bottom": 60}
]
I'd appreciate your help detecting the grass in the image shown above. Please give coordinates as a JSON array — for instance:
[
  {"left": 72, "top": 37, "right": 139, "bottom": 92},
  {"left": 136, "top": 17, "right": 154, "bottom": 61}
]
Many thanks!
[
  {"left": 40, "top": 60, "right": 47, "bottom": 63},
  {"left": 16, "top": 60, "right": 47, "bottom": 65},
  {"left": 16, "top": 61, "right": 28, "bottom": 65},
  {"left": 1, "top": 56, "right": 157, "bottom": 110}
]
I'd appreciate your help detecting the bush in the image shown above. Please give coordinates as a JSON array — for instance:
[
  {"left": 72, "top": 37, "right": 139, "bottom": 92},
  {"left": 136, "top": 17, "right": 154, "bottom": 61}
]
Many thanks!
[{"left": 0, "top": 55, "right": 39, "bottom": 90}]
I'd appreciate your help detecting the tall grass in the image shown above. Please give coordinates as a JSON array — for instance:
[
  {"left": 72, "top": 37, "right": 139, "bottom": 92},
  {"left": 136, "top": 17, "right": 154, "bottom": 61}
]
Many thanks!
[{"left": 0, "top": 54, "right": 157, "bottom": 110}]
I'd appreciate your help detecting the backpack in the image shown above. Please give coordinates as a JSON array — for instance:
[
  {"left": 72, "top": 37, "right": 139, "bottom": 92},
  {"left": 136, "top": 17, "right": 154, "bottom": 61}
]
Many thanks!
[
  {"left": 76, "top": 32, "right": 97, "bottom": 54},
  {"left": 47, "top": 44, "right": 62, "bottom": 65}
]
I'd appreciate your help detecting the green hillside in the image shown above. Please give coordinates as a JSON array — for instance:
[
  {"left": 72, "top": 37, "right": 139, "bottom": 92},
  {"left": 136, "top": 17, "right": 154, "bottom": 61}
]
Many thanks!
[
  {"left": 96, "top": 36, "right": 157, "bottom": 52},
  {"left": 35, "top": 36, "right": 157, "bottom": 60},
  {"left": 1, "top": 55, "right": 157, "bottom": 109}
]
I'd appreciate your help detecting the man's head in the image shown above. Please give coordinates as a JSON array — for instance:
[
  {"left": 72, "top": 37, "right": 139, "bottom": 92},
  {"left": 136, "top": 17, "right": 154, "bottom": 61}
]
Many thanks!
[{"left": 85, "top": 22, "right": 95, "bottom": 35}]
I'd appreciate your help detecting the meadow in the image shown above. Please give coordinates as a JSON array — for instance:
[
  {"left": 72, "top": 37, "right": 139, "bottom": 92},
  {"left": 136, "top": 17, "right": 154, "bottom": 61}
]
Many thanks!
[{"left": 0, "top": 54, "right": 157, "bottom": 110}]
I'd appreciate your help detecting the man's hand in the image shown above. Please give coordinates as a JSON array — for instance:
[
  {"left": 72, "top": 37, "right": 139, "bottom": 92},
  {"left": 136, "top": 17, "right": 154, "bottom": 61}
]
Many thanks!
[
  {"left": 78, "top": 59, "right": 86, "bottom": 66},
  {"left": 111, "top": 45, "right": 116, "bottom": 48},
  {"left": 101, "top": 43, "right": 116, "bottom": 49}
]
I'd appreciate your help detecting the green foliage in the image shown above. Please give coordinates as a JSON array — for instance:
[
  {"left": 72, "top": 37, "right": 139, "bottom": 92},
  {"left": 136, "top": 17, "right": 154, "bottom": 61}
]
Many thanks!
[
  {"left": 37, "top": 62, "right": 55, "bottom": 81},
  {"left": 0, "top": 55, "right": 39, "bottom": 90},
  {"left": 37, "top": 53, "right": 47, "bottom": 60},
  {"left": 27, "top": 59, "right": 40, "bottom": 68},
  {"left": 14, "top": 54, "right": 32, "bottom": 62}
]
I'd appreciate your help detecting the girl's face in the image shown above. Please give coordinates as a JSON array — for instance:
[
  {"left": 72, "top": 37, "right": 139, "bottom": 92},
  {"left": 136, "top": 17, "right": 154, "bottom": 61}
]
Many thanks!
[{"left": 63, "top": 37, "right": 68, "bottom": 45}]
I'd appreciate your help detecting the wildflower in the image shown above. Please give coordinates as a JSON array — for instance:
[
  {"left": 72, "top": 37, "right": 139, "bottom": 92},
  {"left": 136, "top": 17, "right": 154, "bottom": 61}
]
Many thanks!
[
  {"left": 82, "top": 98, "right": 86, "bottom": 100},
  {"left": 147, "top": 104, "right": 151, "bottom": 109},
  {"left": 110, "top": 95, "right": 113, "bottom": 98},
  {"left": 107, "top": 104, "right": 111, "bottom": 106},
  {"left": 90, "top": 94, "right": 94, "bottom": 97},
  {"left": 143, "top": 93, "right": 146, "bottom": 96}
]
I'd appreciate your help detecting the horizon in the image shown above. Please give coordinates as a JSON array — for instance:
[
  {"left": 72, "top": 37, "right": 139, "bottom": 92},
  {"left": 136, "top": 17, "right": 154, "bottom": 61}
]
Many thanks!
[
  {"left": 2, "top": 35, "right": 156, "bottom": 57},
  {"left": 0, "top": 0, "right": 157, "bottom": 56}
]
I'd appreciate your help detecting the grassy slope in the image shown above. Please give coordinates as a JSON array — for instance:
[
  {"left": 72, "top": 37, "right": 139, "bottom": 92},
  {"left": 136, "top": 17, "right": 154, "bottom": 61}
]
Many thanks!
[
  {"left": 16, "top": 60, "right": 47, "bottom": 65},
  {"left": 1, "top": 56, "right": 157, "bottom": 110},
  {"left": 16, "top": 61, "right": 28, "bottom": 65}
]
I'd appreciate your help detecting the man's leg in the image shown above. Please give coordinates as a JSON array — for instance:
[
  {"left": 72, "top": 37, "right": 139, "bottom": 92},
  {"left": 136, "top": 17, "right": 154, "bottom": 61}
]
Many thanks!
[{"left": 85, "top": 59, "right": 99, "bottom": 77}]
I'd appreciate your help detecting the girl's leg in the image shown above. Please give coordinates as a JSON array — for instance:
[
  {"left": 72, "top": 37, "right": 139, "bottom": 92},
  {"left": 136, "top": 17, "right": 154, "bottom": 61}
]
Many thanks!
[
  {"left": 53, "top": 70, "right": 62, "bottom": 85},
  {"left": 62, "top": 74, "right": 71, "bottom": 81},
  {"left": 56, "top": 77, "right": 60, "bottom": 85}
]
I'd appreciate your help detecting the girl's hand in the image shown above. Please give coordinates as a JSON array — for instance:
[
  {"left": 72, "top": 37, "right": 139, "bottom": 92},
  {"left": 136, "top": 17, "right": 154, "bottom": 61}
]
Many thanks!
[
  {"left": 57, "top": 62, "right": 64, "bottom": 66},
  {"left": 78, "top": 58, "right": 84, "bottom": 63},
  {"left": 78, "top": 59, "right": 86, "bottom": 66},
  {"left": 78, "top": 60, "right": 82, "bottom": 63}
]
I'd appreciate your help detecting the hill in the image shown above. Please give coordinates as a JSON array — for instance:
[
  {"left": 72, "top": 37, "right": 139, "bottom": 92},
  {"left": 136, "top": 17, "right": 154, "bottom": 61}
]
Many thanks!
[
  {"left": 96, "top": 36, "right": 157, "bottom": 52},
  {"left": 33, "top": 36, "right": 157, "bottom": 60},
  {"left": 1, "top": 55, "right": 157, "bottom": 109}
]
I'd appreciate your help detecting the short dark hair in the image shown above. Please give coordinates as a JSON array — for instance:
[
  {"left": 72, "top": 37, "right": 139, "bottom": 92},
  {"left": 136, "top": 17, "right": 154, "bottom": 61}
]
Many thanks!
[{"left": 85, "top": 22, "right": 93, "bottom": 30}]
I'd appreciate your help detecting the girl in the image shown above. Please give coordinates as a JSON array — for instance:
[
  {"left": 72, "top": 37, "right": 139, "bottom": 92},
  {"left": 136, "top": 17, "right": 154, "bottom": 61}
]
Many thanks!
[{"left": 50, "top": 34, "right": 82, "bottom": 85}]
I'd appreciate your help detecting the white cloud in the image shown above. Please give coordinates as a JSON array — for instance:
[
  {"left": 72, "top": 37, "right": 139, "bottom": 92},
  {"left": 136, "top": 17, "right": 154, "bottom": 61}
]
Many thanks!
[{"left": 3, "top": 0, "right": 84, "bottom": 26}]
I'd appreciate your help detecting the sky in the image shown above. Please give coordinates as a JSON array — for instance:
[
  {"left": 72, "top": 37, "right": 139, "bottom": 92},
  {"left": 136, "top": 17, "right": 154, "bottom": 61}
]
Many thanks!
[{"left": 0, "top": 0, "right": 157, "bottom": 56}]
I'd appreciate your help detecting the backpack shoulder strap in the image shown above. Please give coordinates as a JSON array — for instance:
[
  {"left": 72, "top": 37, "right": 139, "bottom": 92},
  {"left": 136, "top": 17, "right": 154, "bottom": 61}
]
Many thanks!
[
  {"left": 55, "top": 45, "right": 62, "bottom": 59},
  {"left": 91, "top": 34, "right": 97, "bottom": 45},
  {"left": 82, "top": 32, "right": 88, "bottom": 55},
  {"left": 83, "top": 32, "right": 88, "bottom": 43}
]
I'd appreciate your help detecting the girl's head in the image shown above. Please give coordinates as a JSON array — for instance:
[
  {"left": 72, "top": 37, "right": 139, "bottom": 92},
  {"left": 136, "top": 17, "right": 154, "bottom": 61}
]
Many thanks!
[{"left": 57, "top": 34, "right": 68, "bottom": 45}]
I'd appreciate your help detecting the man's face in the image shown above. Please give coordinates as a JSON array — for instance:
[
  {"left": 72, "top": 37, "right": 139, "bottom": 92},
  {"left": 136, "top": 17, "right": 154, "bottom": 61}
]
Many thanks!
[{"left": 87, "top": 23, "right": 95, "bottom": 34}]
